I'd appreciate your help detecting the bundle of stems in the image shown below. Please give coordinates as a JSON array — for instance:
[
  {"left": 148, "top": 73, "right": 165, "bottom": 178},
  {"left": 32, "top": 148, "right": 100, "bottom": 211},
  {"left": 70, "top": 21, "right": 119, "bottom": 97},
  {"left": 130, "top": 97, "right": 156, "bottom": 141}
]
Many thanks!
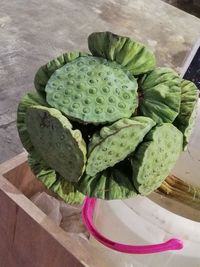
[{"left": 158, "top": 175, "right": 200, "bottom": 210}]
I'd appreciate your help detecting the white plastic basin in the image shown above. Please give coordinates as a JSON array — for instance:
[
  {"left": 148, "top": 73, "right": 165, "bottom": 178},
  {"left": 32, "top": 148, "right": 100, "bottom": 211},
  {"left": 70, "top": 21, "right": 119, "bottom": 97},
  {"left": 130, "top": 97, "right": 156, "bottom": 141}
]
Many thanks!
[{"left": 89, "top": 101, "right": 200, "bottom": 267}]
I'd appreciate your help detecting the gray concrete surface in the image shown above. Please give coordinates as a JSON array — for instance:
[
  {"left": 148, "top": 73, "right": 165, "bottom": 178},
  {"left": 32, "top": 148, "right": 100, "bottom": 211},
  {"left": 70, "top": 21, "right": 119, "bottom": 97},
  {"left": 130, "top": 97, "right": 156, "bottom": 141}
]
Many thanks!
[{"left": 0, "top": 0, "right": 200, "bottom": 163}]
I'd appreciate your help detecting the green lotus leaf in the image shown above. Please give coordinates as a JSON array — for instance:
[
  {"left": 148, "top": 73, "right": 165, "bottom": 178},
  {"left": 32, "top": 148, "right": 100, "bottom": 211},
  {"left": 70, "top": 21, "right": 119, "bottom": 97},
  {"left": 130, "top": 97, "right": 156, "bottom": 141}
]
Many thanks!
[
  {"left": 45, "top": 56, "right": 138, "bottom": 124},
  {"left": 88, "top": 31, "right": 156, "bottom": 75},
  {"left": 77, "top": 160, "right": 138, "bottom": 200},
  {"left": 174, "top": 79, "right": 198, "bottom": 148},
  {"left": 25, "top": 105, "right": 86, "bottom": 182},
  {"left": 131, "top": 123, "right": 183, "bottom": 195},
  {"left": 28, "top": 152, "right": 84, "bottom": 204},
  {"left": 86, "top": 117, "right": 156, "bottom": 176},
  {"left": 34, "top": 51, "right": 89, "bottom": 93},
  {"left": 17, "top": 91, "right": 49, "bottom": 153},
  {"left": 138, "top": 67, "right": 181, "bottom": 123}
]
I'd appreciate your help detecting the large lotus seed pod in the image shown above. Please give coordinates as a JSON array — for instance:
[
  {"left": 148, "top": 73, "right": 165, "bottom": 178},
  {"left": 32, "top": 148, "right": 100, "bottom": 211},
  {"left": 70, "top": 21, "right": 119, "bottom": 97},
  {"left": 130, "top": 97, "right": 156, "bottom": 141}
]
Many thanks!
[
  {"left": 28, "top": 152, "right": 84, "bottom": 204},
  {"left": 77, "top": 160, "right": 138, "bottom": 200},
  {"left": 138, "top": 67, "right": 181, "bottom": 123},
  {"left": 88, "top": 31, "right": 156, "bottom": 75},
  {"left": 131, "top": 123, "right": 183, "bottom": 195},
  {"left": 86, "top": 117, "right": 156, "bottom": 176},
  {"left": 34, "top": 51, "right": 89, "bottom": 93},
  {"left": 45, "top": 56, "right": 138, "bottom": 124},
  {"left": 25, "top": 105, "right": 86, "bottom": 182},
  {"left": 174, "top": 79, "right": 198, "bottom": 148},
  {"left": 17, "top": 91, "right": 49, "bottom": 153}
]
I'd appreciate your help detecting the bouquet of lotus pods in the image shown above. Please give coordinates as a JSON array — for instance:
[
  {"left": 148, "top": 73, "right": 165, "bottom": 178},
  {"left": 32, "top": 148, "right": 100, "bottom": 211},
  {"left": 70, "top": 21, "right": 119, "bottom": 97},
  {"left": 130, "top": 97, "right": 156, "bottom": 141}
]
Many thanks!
[{"left": 17, "top": 31, "right": 198, "bottom": 204}]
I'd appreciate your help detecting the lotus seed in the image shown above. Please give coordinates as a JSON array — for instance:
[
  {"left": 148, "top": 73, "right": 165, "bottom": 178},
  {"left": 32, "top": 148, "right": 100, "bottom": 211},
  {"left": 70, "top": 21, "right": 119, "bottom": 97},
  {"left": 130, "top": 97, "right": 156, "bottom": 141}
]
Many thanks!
[
  {"left": 96, "top": 97, "right": 103, "bottom": 104},
  {"left": 118, "top": 102, "right": 125, "bottom": 108},
  {"left": 123, "top": 93, "right": 130, "bottom": 99},
  {"left": 83, "top": 107, "right": 90, "bottom": 113},
  {"left": 89, "top": 88, "right": 96, "bottom": 94},
  {"left": 107, "top": 107, "right": 114, "bottom": 113},
  {"left": 67, "top": 80, "right": 74, "bottom": 85},
  {"left": 102, "top": 87, "right": 109, "bottom": 93}
]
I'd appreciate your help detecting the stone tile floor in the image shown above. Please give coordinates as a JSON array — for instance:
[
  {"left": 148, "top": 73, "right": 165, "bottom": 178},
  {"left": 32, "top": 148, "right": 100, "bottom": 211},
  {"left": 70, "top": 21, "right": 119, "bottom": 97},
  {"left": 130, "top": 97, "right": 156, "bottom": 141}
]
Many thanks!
[{"left": 163, "top": 0, "right": 200, "bottom": 18}]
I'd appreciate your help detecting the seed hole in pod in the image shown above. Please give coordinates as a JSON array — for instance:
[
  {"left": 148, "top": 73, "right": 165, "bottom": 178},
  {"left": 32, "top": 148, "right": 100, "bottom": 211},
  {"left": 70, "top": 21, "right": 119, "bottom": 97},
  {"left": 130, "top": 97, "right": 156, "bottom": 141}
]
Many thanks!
[
  {"left": 96, "top": 96, "right": 103, "bottom": 104},
  {"left": 123, "top": 92, "right": 130, "bottom": 99},
  {"left": 121, "top": 134, "right": 127, "bottom": 138},
  {"left": 83, "top": 107, "right": 90, "bottom": 113},
  {"left": 95, "top": 107, "right": 103, "bottom": 114},
  {"left": 74, "top": 94, "right": 81, "bottom": 100},
  {"left": 77, "top": 74, "right": 82, "bottom": 79},
  {"left": 87, "top": 72, "right": 92, "bottom": 76},
  {"left": 102, "top": 147, "right": 107, "bottom": 151},
  {"left": 77, "top": 62, "right": 84, "bottom": 66},
  {"left": 122, "top": 85, "right": 128, "bottom": 89},
  {"left": 107, "top": 107, "right": 114, "bottom": 113},
  {"left": 120, "top": 143, "right": 124, "bottom": 147},
  {"left": 89, "top": 88, "right": 97, "bottom": 94},
  {"left": 84, "top": 98, "right": 91, "bottom": 104},
  {"left": 52, "top": 82, "right": 56, "bottom": 86},
  {"left": 57, "top": 75, "right": 62, "bottom": 79},
  {"left": 108, "top": 96, "right": 115, "bottom": 103},
  {"left": 98, "top": 72, "right": 102, "bottom": 76},
  {"left": 104, "top": 77, "right": 108, "bottom": 81},
  {"left": 67, "top": 80, "right": 74, "bottom": 85},
  {"left": 64, "top": 89, "right": 70, "bottom": 95},
  {"left": 102, "top": 87, "right": 109, "bottom": 93},
  {"left": 68, "top": 73, "right": 73, "bottom": 78},
  {"left": 107, "top": 82, "right": 112, "bottom": 86},
  {"left": 57, "top": 86, "right": 63, "bottom": 90},
  {"left": 77, "top": 83, "right": 83, "bottom": 89},
  {"left": 118, "top": 102, "right": 126, "bottom": 109},
  {"left": 53, "top": 93, "right": 59, "bottom": 99},
  {"left": 80, "top": 67, "right": 87, "bottom": 72},
  {"left": 108, "top": 151, "right": 112, "bottom": 155},
  {"left": 89, "top": 60, "right": 96, "bottom": 65},
  {"left": 62, "top": 99, "right": 68, "bottom": 105},
  {"left": 115, "top": 88, "right": 120, "bottom": 95},
  {"left": 72, "top": 103, "right": 79, "bottom": 109},
  {"left": 89, "top": 79, "right": 95, "bottom": 84},
  {"left": 116, "top": 153, "right": 120, "bottom": 157}
]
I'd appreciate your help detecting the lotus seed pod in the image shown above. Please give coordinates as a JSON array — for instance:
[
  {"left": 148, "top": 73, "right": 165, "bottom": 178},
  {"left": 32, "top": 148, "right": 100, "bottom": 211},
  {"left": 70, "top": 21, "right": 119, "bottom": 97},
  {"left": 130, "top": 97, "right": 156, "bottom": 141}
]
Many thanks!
[
  {"left": 86, "top": 116, "right": 156, "bottom": 176},
  {"left": 138, "top": 67, "right": 182, "bottom": 123},
  {"left": 77, "top": 160, "right": 138, "bottom": 200},
  {"left": 17, "top": 91, "right": 49, "bottom": 153},
  {"left": 45, "top": 56, "right": 138, "bottom": 124},
  {"left": 88, "top": 31, "right": 156, "bottom": 75},
  {"left": 25, "top": 105, "right": 86, "bottom": 182},
  {"left": 28, "top": 152, "right": 85, "bottom": 204},
  {"left": 131, "top": 123, "right": 183, "bottom": 195},
  {"left": 174, "top": 79, "right": 198, "bottom": 148},
  {"left": 34, "top": 51, "right": 89, "bottom": 93},
  {"left": 28, "top": 151, "right": 57, "bottom": 188}
]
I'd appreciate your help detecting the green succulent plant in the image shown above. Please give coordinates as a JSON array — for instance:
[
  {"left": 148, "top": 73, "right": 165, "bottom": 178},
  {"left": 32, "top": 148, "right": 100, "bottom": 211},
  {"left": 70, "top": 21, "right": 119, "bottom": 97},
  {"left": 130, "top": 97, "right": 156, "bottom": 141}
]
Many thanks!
[{"left": 17, "top": 31, "right": 198, "bottom": 204}]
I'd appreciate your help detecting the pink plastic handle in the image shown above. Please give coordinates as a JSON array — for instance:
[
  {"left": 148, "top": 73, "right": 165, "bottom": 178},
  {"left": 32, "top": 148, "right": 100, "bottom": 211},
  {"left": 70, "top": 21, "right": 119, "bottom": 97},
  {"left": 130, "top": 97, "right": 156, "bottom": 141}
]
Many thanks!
[{"left": 82, "top": 197, "right": 184, "bottom": 254}]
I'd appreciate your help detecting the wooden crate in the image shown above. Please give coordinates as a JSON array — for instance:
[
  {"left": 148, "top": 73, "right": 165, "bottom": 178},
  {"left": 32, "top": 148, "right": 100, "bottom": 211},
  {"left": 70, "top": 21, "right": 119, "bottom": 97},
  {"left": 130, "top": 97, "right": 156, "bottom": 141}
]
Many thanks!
[{"left": 0, "top": 153, "right": 107, "bottom": 267}]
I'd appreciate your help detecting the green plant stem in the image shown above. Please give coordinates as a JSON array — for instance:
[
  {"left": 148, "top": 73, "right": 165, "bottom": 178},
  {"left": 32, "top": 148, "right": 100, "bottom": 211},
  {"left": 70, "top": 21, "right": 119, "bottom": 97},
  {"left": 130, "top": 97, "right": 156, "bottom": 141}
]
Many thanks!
[{"left": 157, "top": 175, "right": 200, "bottom": 210}]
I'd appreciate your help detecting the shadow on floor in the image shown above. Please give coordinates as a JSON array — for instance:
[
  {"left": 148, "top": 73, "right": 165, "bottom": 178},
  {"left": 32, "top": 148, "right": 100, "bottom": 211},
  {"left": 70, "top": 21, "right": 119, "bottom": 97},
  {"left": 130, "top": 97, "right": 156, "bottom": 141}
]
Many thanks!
[{"left": 163, "top": 0, "right": 200, "bottom": 18}]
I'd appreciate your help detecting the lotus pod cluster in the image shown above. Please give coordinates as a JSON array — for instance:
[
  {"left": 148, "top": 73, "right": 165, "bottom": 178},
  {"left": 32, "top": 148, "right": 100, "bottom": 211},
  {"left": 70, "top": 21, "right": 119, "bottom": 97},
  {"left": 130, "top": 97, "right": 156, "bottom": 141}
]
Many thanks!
[{"left": 17, "top": 31, "right": 199, "bottom": 204}]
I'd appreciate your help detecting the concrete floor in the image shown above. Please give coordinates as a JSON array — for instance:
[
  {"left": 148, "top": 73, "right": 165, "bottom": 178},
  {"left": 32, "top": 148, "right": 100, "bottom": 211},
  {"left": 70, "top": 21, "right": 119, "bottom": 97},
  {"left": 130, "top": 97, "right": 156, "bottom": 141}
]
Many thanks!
[
  {"left": 163, "top": 0, "right": 200, "bottom": 18},
  {"left": 0, "top": 0, "right": 200, "bottom": 163}
]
